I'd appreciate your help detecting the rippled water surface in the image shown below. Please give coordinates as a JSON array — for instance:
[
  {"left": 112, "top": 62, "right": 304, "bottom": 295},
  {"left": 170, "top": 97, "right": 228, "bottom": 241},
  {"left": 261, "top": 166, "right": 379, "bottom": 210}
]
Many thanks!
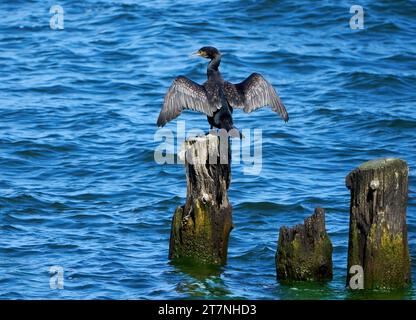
[{"left": 0, "top": 0, "right": 415, "bottom": 299}]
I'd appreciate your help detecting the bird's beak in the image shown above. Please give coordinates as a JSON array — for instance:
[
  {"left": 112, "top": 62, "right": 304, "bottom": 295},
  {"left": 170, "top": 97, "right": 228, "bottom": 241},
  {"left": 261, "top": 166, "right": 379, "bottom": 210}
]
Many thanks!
[{"left": 191, "top": 51, "right": 202, "bottom": 57}]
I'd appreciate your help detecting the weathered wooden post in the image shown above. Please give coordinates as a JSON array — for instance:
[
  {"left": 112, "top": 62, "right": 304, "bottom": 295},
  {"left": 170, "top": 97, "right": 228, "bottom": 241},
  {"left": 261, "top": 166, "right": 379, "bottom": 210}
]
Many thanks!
[
  {"left": 169, "top": 132, "right": 233, "bottom": 265},
  {"left": 276, "top": 207, "right": 333, "bottom": 282},
  {"left": 345, "top": 158, "right": 411, "bottom": 289}
]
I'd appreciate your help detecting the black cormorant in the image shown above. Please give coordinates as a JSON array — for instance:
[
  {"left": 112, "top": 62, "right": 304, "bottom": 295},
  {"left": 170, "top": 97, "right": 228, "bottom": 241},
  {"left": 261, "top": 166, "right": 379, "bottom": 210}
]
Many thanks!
[{"left": 157, "top": 46, "right": 288, "bottom": 135}]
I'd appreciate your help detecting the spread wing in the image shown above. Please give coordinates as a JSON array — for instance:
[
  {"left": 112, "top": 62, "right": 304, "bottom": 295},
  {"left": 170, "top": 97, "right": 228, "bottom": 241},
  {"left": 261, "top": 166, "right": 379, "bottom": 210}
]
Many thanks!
[
  {"left": 223, "top": 73, "right": 289, "bottom": 122},
  {"left": 157, "top": 76, "right": 216, "bottom": 127}
]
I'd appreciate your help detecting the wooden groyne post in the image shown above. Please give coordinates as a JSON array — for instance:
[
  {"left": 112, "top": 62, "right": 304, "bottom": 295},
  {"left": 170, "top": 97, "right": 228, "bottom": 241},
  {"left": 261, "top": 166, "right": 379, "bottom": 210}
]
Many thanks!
[
  {"left": 276, "top": 207, "right": 333, "bottom": 282},
  {"left": 346, "top": 158, "right": 411, "bottom": 289},
  {"left": 169, "top": 132, "right": 233, "bottom": 265}
]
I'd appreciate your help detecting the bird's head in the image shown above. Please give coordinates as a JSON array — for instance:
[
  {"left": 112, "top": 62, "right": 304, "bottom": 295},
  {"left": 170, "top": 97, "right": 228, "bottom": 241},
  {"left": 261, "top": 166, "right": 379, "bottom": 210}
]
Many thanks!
[{"left": 194, "top": 46, "right": 221, "bottom": 60}]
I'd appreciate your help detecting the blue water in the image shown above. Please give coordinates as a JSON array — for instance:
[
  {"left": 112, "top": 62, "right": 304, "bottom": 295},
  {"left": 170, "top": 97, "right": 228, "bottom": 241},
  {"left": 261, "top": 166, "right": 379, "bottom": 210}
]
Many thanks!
[{"left": 0, "top": 0, "right": 415, "bottom": 299}]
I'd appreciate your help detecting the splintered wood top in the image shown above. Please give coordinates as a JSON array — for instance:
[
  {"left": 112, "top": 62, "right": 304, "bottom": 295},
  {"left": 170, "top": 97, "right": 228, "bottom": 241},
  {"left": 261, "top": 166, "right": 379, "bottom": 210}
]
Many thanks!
[{"left": 358, "top": 158, "right": 407, "bottom": 171}]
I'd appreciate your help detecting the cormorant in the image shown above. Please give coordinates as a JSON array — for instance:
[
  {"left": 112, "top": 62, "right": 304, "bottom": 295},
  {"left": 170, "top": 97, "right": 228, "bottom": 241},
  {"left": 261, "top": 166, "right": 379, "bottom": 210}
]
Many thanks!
[{"left": 157, "top": 46, "right": 288, "bottom": 136}]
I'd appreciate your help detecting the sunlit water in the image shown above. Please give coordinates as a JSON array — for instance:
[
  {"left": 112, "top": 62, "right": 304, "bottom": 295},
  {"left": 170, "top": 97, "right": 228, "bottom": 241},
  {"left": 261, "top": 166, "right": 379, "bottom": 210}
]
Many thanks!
[{"left": 0, "top": 0, "right": 415, "bottom": 299}]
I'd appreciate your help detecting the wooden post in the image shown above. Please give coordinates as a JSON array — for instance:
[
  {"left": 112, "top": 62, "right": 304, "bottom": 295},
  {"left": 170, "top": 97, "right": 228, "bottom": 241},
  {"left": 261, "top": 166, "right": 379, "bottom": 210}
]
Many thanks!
[
  {"left": 169, "top": 133, "right": 233, "bottom": 265},
  {"left": 345, "top": 158, "right": 411, "bottom": 289},
  {"left": 276, "top": 207, "right": 333, "bottom": 282}
]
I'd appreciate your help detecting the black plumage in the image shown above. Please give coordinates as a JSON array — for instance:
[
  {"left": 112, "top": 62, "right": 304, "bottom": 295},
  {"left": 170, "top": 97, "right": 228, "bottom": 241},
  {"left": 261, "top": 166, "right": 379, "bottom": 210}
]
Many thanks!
[{"left": 157, "top": 46, "right": 288, "bottom": 134}]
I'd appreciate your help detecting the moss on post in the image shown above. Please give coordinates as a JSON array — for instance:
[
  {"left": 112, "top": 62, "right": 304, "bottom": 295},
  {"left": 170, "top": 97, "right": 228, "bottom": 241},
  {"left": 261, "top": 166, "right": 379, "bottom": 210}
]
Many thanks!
[
  {"left": 346, "top": 158, "right": 411, "bottom": 289},
  {"left": 276, "top": 207, "right": 333, "bottom": 282},
  {"left": 169, "top": 133, "right": 233, "bottom": 265}
]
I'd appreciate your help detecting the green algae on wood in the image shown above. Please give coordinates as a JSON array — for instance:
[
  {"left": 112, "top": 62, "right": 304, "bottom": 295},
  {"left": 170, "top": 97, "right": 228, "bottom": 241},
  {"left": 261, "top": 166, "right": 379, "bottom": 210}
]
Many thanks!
[
  {"left": 345, "top": 158, "right": 411, "bottom": 289},
  {"left": 169, "top": 134, "right": 233, "bottom": 265},
  {"left": 276, "top": 207, "right": 333, "bottom": 282}
]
